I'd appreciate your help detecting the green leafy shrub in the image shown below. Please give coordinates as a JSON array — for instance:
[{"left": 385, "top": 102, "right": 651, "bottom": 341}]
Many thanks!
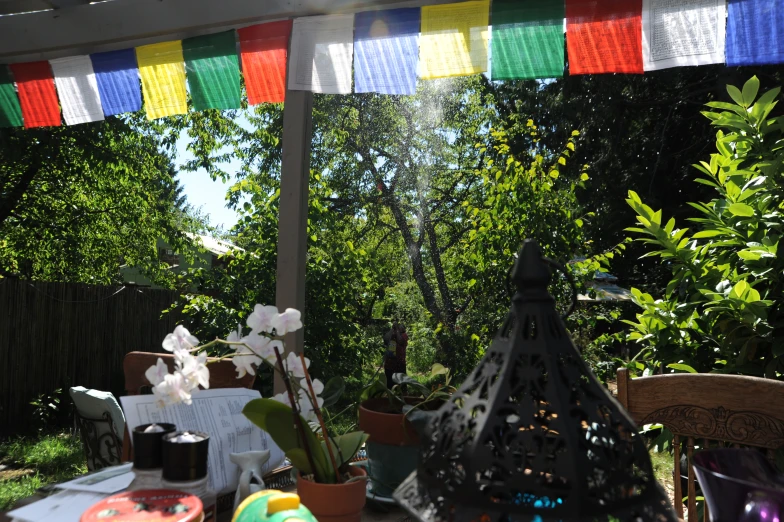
[{"left": 624, "top": 76, "right": 784, "bottom": 378}]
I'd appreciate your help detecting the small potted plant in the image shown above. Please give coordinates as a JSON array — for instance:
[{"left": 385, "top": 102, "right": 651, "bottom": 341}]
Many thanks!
[
  {"left": 146, "top": 305, "right": 368, "bottom": 522},
  {"left": 358, "top": 363, "right": 455, "bottom": 498}
]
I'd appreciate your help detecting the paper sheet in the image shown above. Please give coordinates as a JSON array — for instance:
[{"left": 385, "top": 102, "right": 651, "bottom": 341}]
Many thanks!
[
  {"left": 7, "top": 491, "right": 106, "bottom": 522},
  {"left": 49, "top": 56, "right": 105, "bottom": 125},
  {"left": 420, "top": 0, "right": 490, "bottom": 79},
  {"left": 55, "top": 464, "right": 134, "bottom": 494},
  {"left": 565, "top": 0, "right": 644, "bottom": 75},
  {"left": 289, "top": 14, "right": 354, "bottom": 94},
  {"left": 642, "top": 0, "right": 726, "bottom": 70},
  {"left": 354, "top": 8, "right": 420, "bottom": 95},
  {"left": 120, "top": 388, "right": 285, "bottom": 495},
  {"left": 135, "top": 41, "right": 188, "bottom": 120},
  {"left": 726, "top": 0, "right": 784, "bottom": 66}
]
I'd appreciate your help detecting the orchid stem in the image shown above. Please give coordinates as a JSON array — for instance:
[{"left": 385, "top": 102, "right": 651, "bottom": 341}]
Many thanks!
[
  {"left": 301, "top": 353, "right": 342, "bottom": 484},
  {"left": 273, "top": 345, "right": 318, "bottom": 480}
]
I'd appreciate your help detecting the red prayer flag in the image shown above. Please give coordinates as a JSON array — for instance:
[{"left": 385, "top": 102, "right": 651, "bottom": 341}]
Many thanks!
[
  {"left": 9, "top": 61, "right": 61, "bottom": 128},
  {"left": 566, "top": 0, "right": 643, "bottom": 75},
  {"left": 238, "top": 20, "right": 292, "bottom": 105}
]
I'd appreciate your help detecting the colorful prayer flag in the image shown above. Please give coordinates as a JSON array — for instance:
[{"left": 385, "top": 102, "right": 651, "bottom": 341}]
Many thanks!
[
  {"left": 354, "top": 8, "right": 420, "bottom": 95},
  {"left": 238, "top": 21, "right": 292, "bottom": 105},
  {"left": 491, "top": 0, "right": 564, "bottom": 80},
  {"left": 289, "top": 14, "right": 354, "bottom": 94},
  {"left": 49, "top": 56, "right": 104, "bottom": 125},
  {"left": 642, "top": 0, "right": 725, "bottom": 71},
  {"left": 9, "top": 61, "right": 61, "bottom": 128},
  {"left": 135, "top": 41, "right": 188, "bottom": 119},
  {"left": 90, "top": 49, "right": 142, "bottom": 116},
  {"left": 726, "top": 0, "right": 784, "bottom": 66},
  {"left": 566, "top": 0, "right": 643, "bottom": 75},
  {"left": 0, "top": 66, "right": 23, "bottom": 128},
  {"left": 183, "top": 31, "right": 241, "bottom": 111},
  {"left": 420, "top": 0, "right": 490, "bottom": 79}
]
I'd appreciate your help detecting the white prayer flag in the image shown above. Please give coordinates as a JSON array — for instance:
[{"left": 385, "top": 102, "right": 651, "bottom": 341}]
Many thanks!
[
  {"left": 289, "top": 14, "right": 354, "bottom": 94},
  {"left": 49, "top": 56, "right": 105, "bottom": 125},
  {"left": 642, "top": 0, "right": 726, "bottom": 71}
]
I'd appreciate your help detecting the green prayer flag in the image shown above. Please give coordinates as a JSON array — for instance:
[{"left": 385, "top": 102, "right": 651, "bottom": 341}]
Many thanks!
[
  {"left": 491, "top": 0, "right": 565, "bottom": 80},
  {"left": 0, "top": 65, "right": 23, "bottom": 128},
  {"left": 183, "top": 31, "right": 241, "bottom": 111}
]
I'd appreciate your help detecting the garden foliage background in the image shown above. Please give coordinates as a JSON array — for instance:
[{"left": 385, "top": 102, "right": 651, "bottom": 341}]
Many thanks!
[{"left": 3, "top": 66, "right": 784, "bottom": 433}]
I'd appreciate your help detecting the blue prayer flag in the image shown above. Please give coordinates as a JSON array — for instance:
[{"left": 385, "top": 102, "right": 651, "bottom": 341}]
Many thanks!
[
  {"left": 90, "top": 49, "right": 142, "bottom": 116},
  {"left": 726, "top": 0, "right": 784, "bottom": 66},
  {"left": 354, "top": 8, "right": 420, "bottom": 95}
]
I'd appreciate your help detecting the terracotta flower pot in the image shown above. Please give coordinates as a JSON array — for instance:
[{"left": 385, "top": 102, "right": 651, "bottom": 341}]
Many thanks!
[
  {"left": 358, "top": 398, "right": 420, "bottom": 446},
  {"left": 358, "top": 398, "right": 423, "bottom": 498},
  {"left": 297, "top": 465, "right": 367, "bottom": 522}
]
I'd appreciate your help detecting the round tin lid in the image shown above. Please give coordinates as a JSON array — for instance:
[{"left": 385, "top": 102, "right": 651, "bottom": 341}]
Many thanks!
[{"left": 80, "top": 489, "right": 203, "bottom": 522}]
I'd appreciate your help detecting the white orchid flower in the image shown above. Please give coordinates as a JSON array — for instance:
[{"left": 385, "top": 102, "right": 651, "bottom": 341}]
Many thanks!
[
  {"left": 284, "top": 351, "right": 310, "bottom": 379},
  {"left": 162, "top": 325, "right": 199, "bottom": 352},
  {"left": 271, "top": 308, "right": 303, "bottom": 336},
  {"left": 233, "top": 344, "right": 262, "bottom": 378},
  {"left": 180, "top": 351, "right": 210, "bottom": 389},
  {"left": 272, "top": 391, "right": 291, "bottom": 407},
  {"left": 153, "top": 373, "right": 193, "bottom": 407},
  {"left": 226, "top": 324, "right": 243, "bottom": 343},
  {"left": 145, "top": 358, "right": 169, "bottom": 387},
  {"left": 247, "top": 305, "right": 279, "bottom": 334}
]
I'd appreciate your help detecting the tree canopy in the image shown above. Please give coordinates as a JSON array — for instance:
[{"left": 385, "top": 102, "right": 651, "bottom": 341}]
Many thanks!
[{"left": 0, "top": 115, "right": 198, "bottom": 285}]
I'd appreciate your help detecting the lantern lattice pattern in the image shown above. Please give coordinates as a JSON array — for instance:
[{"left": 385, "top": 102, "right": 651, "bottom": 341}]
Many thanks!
[{"left": 393, "top": 240, "right": 677, "bottom": 522}]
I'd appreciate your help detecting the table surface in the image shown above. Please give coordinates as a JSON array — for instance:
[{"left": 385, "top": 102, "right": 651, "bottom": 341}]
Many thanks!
[{"left": 1, "top": 489, "right": 411, "bottom": 522}]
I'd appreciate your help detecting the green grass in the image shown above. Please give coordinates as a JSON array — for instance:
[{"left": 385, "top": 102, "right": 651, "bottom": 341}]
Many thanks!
[
  {"left": 0, "top": 432, "right": 87, "bottom": 511},
  {"left": 649, "top": 448, "right": 673, "bottom": 487}
]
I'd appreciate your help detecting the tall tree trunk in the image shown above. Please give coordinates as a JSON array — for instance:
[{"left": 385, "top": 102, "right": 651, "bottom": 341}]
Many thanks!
[
  {"left": 0, "top": 160, "right": 39, "bottom": 229},
  {"left": 383, "top": 189, "right": 443, "bottom": 324},
  {"left": 424, "top": 211, "right": 456, "bottom": 327}
]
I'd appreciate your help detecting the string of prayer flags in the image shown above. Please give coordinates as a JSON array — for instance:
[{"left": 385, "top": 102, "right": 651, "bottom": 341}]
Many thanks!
[
  {"left": 49, "top": 56, "right": 104, "bottom": 125},
  {"left": 0, "top": 66, "right": 23, "bottom": 128},
  {"left": 566, "top": 0, "right": 643, "bottom": 74},
  {"left": 289, "top": 14, "right": 354, "bottom": 94},
  {"left": 238, "top": 21, "right": 292, "bottom": 104},
  {"left": 726, "top": 0, "right": 784, "bottom": 66},
  {"left": 354, "top": 8, "right": 420, "bottom": 95},
  {"left": 183, "top": 31, "right": 241, "bottom": 111},
  {"left": 642, "top": 0, "right": 725, "bottom": 71},
  {"left": 136, "top": 41, "right": 188, "bottom": 120},
  {"left": 491, "top": 0, "right": 564, "bottom": 80},
  {"left": 9, "top": 61, "right": 61, "bottom": 128},
  {"left": 90, "top": 49, "right": 142, "bottom": 117},
  {"left": 420, "top": 0, "right": 490, "bottom": 79}
]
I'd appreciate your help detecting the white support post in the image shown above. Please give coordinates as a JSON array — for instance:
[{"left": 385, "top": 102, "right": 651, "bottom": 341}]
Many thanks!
[{"left": 274, "top": 88, "right": 313, "bottom": 394}]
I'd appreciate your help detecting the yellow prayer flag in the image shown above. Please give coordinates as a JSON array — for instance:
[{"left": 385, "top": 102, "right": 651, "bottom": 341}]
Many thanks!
[
  {"left": 420, "top": 0, "right": 490, "bottom": 79},
  {"left": 136, "top": 41, "right": 188, "bottom": 120}
]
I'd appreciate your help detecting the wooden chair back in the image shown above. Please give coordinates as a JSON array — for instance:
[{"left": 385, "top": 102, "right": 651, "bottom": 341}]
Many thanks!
[
  {"left": 121, "top": 351, "right": 255, "bottom": 461},
  {"left": 616, "top": 368, "right": 784, "bottom": 521}
]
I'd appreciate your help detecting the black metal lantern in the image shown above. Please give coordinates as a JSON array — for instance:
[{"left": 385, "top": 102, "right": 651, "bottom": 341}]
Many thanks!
[{"left": 394, "top": 240, "right": 676, "bottom": 522}]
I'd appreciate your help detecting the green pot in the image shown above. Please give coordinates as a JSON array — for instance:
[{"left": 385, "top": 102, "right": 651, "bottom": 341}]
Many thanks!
[{"left": 365, "top": 441, "right": 419, "bottom": 498}]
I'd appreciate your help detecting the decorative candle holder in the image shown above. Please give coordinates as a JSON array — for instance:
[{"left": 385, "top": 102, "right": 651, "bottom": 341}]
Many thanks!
[{"left": 393, "top": 240, "right": 677, "bottom": 522}]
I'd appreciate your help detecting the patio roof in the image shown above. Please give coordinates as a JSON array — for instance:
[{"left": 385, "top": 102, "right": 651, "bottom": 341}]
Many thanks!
[
  {"left": 0, "top": 0, "right": 457, "bottom": 392},
  {"left": 0, "top": 0, "right": 454, "bottom": 64}
]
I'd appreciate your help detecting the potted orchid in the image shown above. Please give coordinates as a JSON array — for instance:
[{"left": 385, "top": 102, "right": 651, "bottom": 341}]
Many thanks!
[{"left": 145, "top": 304, "right": 368, "bottom": 522}]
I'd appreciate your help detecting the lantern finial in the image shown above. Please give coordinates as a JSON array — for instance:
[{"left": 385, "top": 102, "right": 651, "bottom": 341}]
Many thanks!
[
  {"left": 511, "top": 239, "right": 551, "bottom": 293},
  {"left": 394, "top": 240, "right": 677, "bottom": 522}
]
